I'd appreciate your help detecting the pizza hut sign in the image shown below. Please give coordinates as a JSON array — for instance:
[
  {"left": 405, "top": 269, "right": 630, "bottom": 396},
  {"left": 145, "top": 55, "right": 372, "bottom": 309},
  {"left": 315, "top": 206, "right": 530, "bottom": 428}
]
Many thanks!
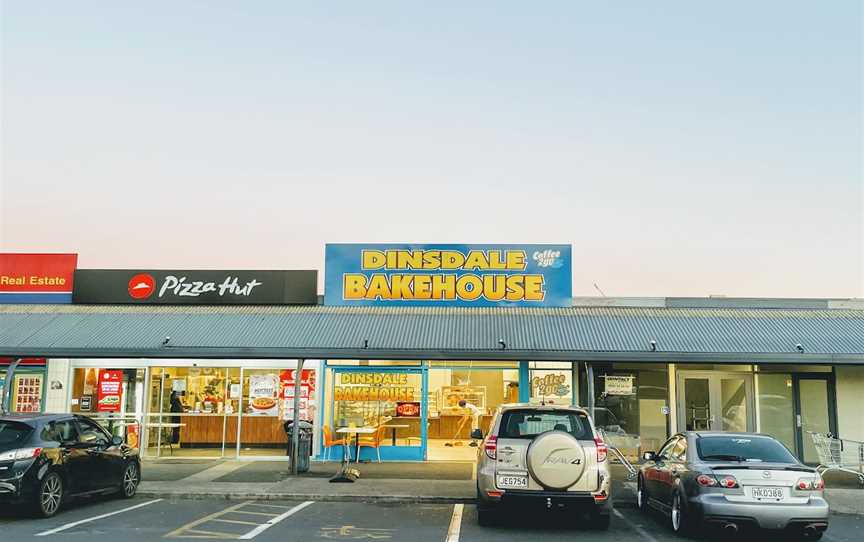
[{"left": 73, "top": 269, "right": 318, "bottom": 305}]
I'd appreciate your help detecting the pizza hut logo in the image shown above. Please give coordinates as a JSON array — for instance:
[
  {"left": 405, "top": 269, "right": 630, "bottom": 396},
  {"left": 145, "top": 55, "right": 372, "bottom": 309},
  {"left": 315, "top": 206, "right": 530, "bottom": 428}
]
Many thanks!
[{"left": 128, "top": 274, "right": 155, "bottom": 299}]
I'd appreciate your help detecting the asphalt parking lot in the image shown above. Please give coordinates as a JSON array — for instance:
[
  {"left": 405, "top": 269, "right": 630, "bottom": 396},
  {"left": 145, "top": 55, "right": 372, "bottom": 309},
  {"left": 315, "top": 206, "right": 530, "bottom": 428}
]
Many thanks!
[{"left": 0, "top": 497, "right": 862, "bottom": 542}]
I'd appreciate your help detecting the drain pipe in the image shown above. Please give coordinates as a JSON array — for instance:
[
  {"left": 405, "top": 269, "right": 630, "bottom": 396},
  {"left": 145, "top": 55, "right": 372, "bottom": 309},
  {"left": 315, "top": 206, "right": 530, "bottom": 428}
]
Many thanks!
[
  {"left": 0, "top": 358, "right": 22, "bottom": 415},
  {"left": 290, "top": 358, "right": 305, "bottom": 476},
  {"left": 585, "top": 362, "right": 595, "bottom": 420}
]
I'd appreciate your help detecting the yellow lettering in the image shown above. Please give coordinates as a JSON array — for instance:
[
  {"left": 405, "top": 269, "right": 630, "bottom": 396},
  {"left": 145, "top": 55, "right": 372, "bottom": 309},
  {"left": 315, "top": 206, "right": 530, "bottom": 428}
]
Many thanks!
[
  {"left": 483, "top": 275, "right": 506, "bottom": 301},
  {"left": 455, "top": 274, "right": 483, "bottom": 301},
  {"left": 505, "top": 275, "right": 525, "bottom": 301},
  {"left": 390, "top": 275, "right": 414, "bottom": 299},
  {"left": 413, "top": 275, "right": 432, "bottom": 299},
  {"left": 487, "top": 250, "right": 507, "bottom": 270},
  {"left": 343, "top": 274, "right": 368, "bottom": 299},
  {"left": 362, "top": 250, "right": 386, "bottom": 270},
  {"left": 431, "top": 275, "right": 456, "bottom": 300},
  {"left": 440, "top": 251, "right": 465, "bottom": 269},
  {"left": 507, "top": 251, "right": 527, "bottom": 270},
  {"left": 366, "top": 275, "right": 392, "bottom": 300},
  {"left": 422, "top": 251, "right": 441, "bottom": 269},
  {"left": 524, "top": 275, "right": 545, "bottom": 301}
]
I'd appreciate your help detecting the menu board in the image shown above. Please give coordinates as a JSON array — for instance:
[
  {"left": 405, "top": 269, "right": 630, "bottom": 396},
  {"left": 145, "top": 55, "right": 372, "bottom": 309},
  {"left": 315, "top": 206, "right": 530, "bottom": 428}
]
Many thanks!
[
  {"left": 13, "top": 374, "right": 43, "bottom": 413},
  {"left": 97, "top": 370, "right": 124, "bottom": 412},
  {"left": 248, "top": 374, "right": 279, "bottom": 416}
]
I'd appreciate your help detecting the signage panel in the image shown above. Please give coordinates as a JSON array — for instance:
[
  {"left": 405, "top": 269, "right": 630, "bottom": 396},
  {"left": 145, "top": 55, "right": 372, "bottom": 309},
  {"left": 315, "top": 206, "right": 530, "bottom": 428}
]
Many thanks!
[
  {"left": 0, "top": 253, "right": 77, "bottom": 303},
  {"left": 324, "top": 243, "right": 571, "bottom": 307},
  {"left": 96, "top": 370, "right": 123, "bottom": 413},
  {"left": 73, "top": 269, "right": 318, "bottom": 305}
]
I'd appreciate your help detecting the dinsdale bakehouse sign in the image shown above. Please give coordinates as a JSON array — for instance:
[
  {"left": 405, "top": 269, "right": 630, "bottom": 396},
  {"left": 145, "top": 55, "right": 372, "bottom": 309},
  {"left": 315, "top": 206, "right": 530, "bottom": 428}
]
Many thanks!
[
  {"left": 324, "top": 243, "right": 572, "bottom": 307},
  {"left": 73, "top": 269, "right": 318, "bottom": 305}
]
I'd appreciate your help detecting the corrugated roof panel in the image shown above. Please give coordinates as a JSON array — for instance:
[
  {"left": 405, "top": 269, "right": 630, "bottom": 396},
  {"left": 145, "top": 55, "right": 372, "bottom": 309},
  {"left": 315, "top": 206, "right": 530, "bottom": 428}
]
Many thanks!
[{"left": 0, "top": 304, "right": 862, "bottom": 358}]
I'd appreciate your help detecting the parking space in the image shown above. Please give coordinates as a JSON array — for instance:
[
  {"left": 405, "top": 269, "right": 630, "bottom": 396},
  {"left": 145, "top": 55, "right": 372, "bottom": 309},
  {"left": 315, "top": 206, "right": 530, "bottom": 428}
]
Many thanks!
[{"left": 0, "top": 496, "right": 861, "bottom": 541}]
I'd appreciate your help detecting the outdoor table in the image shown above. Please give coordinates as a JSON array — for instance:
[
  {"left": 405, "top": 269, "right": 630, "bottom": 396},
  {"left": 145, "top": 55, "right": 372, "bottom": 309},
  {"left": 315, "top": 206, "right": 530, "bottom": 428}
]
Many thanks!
[
  {"left": 382, "top": 424, "right": 410, "bottom": 446},
  {"left": 330, "top": 427, "right": 375, "bottom": 483}
]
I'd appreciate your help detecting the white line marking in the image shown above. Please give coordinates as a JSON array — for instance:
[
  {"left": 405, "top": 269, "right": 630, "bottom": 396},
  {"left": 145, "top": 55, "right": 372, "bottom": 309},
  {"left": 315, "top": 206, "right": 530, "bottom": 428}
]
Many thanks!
[
  {"left": 35, "top": 499, "right": 163, "bottom": 536},
  {"left": 238, "top": 501, "right": 314, "bottom": 540},
  {"left": 612, "top": 508, "right": 661, "bottom": 542},
  {"left": 445, "top": 504, "right": 463, "bottom": 542}
]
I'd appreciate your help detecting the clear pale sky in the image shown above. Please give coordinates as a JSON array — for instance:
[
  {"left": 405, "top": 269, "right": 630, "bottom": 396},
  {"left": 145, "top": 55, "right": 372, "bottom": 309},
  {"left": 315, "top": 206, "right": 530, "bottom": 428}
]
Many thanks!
[{"left": 1, "top": 2, "right": 861, "bottom": 297}]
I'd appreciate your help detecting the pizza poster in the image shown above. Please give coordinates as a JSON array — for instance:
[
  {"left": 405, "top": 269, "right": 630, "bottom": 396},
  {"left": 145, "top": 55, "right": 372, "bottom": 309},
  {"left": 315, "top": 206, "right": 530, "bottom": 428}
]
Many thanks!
[{"left": 97, "top": 370, "right": 123, "bottom": 412}]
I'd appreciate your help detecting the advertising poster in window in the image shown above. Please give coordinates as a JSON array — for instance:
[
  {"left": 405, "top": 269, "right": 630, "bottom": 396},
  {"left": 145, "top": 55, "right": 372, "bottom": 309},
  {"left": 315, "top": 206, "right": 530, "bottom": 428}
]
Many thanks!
[
  {"left": 248, "top": 374, "right": 279, "bottom": 416},
  {"left": 96, "top": 370, "right": 123, "bottom": 412},
  {"left": 279, "top": 369, "right": 316, "bottom": 421}
]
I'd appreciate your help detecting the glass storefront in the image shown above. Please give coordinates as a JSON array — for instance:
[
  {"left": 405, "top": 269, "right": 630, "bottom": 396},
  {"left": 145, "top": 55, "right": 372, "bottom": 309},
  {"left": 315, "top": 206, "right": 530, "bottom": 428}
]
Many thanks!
[
  {"left": 1, "top": 359, "right": 47, "bottom": 414},
  {"left": 583, "top": 363, "right": 670, "bottom": 462},
  {"left": 66, "top": 360, "right": 318, "bottom": 459}
]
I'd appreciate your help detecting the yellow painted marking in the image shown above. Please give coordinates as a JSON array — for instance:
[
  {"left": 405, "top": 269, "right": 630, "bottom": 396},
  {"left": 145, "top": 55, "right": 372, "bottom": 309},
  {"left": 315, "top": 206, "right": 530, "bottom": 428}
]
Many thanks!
[
  {"left": 213, "top": 518, "right": 260, "bottom": 526},
  {"left": 164, "top": 501, "right": 253, "bottom": 538},
  {"left": 242, "top": 502, "right": 293, "bottom": 510}
]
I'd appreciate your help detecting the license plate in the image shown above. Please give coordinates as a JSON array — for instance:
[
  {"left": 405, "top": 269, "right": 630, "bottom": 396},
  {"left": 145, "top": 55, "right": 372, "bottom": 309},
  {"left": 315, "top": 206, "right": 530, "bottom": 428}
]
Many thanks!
[
  {"left": 496, "top": 475, "right": 528, "bottom": 489},
  {"left": 751, "top": 486, "right": 785, "bottom": 500}
]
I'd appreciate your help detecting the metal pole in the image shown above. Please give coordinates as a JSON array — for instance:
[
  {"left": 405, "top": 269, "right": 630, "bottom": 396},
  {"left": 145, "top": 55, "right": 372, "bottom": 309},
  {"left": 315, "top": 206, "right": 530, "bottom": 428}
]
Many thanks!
[
  {"left": 1, "top": 358, "right": 22, "bottom": 414},
  {"left": 585, "top": 362, "right": 595, "bottom": 420},
  {"left": 290, "top": 358, "right": 305, "bottom": 475}
]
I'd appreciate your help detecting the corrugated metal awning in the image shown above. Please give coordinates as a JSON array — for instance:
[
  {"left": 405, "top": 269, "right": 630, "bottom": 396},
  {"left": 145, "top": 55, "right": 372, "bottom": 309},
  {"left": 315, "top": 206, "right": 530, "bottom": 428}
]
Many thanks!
[{"left": 0, "top": 304, "right": 862, "bottom": 363}]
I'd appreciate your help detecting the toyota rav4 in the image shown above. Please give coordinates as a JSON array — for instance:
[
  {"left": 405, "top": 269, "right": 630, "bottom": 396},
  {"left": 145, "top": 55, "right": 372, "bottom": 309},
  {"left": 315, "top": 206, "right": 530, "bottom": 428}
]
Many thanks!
[{"left": 474, "top": 404, "right": 611, "bottom": 528}]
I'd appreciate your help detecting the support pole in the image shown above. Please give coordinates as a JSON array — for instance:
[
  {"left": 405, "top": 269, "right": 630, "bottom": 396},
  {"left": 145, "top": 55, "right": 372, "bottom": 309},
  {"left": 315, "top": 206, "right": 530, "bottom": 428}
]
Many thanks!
[
  {"left": 585, "top": 362, "right": 595, "bottom": 420},
  {"left": 0, "top": 358, "right": 22, "bottom": 415},
  {"left": 290, "top": 358, "right": 305, "bottom": 476}
]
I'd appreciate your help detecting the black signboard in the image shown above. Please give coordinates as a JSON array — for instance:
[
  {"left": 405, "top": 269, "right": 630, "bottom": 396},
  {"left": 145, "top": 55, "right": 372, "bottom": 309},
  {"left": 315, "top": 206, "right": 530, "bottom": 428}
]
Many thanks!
[{"left": 73, "top": 270, "right": 318, "bottom": 305}]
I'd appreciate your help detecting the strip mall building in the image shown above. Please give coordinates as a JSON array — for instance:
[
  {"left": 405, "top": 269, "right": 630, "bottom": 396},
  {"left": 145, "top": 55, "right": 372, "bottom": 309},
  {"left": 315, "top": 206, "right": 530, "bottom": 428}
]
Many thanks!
[{"left": 1, "top": 247, "right": 862, "bottom": 465}]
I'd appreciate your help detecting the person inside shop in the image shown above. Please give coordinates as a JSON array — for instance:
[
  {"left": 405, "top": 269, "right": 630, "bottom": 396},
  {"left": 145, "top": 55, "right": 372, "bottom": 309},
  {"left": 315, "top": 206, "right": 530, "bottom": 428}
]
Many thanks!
[
  {"left": 169, "top": 391, "right": 185, "bottom": 444},
  {"left": 460, "top": 399, "right": 483, "bottom": 447}
]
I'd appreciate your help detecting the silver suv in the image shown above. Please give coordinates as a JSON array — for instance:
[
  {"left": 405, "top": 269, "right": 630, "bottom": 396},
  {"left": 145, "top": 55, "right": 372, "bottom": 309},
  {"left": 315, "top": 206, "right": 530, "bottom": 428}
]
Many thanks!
[{"left": 474, "top": 404, "right": 612, "bottom": 529}]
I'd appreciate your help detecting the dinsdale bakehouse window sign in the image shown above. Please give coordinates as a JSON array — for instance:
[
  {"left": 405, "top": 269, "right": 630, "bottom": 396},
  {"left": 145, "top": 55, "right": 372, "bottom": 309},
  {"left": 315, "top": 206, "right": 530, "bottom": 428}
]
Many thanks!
[
  {"left": 324, "top": 244, "right": 572, "bottom": 307},
  {"left": 334, "top": 373, "right": 415, "bottom": 402},
  {"left": 0, "top": 253, "right": 78, "bottom": 303},
  {"left": 73, "top": 269, "right": 318, "bottom": 305}
]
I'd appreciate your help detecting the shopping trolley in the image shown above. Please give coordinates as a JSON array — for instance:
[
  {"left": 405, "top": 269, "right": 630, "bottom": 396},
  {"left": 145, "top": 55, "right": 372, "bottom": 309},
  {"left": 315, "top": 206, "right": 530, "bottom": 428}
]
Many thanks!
[
  {"left": 597, "top": 429, "right": 638, "bottom": 479},
  {"left": 809, "top": 432, "right": 864, "bottom": 486}
]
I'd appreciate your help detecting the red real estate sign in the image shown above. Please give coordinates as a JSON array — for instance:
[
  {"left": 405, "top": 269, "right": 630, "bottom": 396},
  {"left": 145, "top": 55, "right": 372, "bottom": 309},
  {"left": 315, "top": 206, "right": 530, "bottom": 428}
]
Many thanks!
[
  {"left": 0, "top": 254, "right": 77, "bottom": 303},
  {"left": 96, "top": 370, "right": 123, "bottom": 412}
]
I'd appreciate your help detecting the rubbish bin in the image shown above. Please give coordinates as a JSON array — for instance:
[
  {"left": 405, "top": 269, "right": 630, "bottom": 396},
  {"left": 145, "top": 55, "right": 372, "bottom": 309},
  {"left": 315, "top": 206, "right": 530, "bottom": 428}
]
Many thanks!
[{"left": 284, "top": 420, "right": 313, "bottom": 473}]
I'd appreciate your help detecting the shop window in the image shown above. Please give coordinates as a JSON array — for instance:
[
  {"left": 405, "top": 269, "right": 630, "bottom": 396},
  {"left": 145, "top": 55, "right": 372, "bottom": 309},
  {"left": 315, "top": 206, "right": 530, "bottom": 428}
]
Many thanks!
[
  {"left": 586, "top": 363, "right": 670, "bottom": 462},
  {"left": 529, "top": 368, "right": 574, "bottom": 405}
]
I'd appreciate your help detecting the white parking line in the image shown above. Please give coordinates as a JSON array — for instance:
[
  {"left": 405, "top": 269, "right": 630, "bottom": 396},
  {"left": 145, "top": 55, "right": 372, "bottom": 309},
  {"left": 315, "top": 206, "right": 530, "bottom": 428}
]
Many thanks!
[
  {"left": 35, "top": 499, "right": 163, "bottom": 536},
  {"left": 612, "top": 508, "right": 661, "bottom": 542},
  {"left": 445, "top": 504, "right": 463, "bottom": 542},
  {"left": 237, "top": 501, "right": 314, "bottom": 540}
]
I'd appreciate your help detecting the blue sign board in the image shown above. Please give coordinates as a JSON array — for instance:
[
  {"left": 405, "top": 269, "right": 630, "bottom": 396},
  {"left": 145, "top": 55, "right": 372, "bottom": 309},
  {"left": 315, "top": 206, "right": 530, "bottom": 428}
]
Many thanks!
[{"left": 325, "top": 244, "right": 572, "bottom": 307}]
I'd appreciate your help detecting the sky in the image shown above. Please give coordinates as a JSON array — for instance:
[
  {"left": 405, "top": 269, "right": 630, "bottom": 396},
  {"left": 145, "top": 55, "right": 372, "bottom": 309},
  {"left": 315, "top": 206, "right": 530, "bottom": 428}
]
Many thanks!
[{"left": 1, "top": 1, "right": 861, "bottom": 298}]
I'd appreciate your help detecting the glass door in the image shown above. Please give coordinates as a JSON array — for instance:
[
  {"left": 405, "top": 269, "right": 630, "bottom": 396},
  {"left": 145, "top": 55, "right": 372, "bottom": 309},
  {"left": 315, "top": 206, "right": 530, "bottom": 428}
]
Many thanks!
[
  {"left": 678, "top": 372, "right": 754, "bottom": 432},
  {"left": 794, "top": 375, "right": 836, "bottom": 464}
]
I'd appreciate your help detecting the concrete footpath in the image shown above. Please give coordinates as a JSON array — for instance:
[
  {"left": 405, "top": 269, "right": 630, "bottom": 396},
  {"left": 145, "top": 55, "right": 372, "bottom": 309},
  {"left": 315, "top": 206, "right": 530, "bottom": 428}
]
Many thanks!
[{"left": 137, "top": 459, "right": 864, "bottom": 514}]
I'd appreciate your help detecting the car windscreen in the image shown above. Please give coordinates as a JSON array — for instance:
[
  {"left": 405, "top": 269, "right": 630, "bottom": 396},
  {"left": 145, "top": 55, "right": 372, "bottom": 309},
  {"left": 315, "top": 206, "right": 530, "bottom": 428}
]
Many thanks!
[
  {"left": 696, "top": 436, "right": 797, "bottom": 463},
  {"left": 498, "top": 410, "right": 593, "bottom": 440},
  {"left": 0, "top": 421, "right": 33, "bottom": 452}
]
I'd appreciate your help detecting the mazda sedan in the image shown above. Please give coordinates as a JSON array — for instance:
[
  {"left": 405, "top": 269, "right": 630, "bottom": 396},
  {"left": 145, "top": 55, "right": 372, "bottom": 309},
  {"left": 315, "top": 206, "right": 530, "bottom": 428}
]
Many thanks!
[
  {"left": 0, "top": 414, "right": 141, "bottom": 517},
  {"left": 637, "top": 432, "right": 828, "bottom": 540}
]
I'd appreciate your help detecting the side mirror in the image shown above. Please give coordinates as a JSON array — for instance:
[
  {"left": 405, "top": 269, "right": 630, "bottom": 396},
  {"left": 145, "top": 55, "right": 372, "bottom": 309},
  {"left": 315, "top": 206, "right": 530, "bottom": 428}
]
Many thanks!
[
  {"left": 642, "top": 451, "right": 656, "bottom": 462},
  {"left": 111, "top": 436, "right": 124, "bottom": 447},
  {"left": 470, "top": 429, "right": 484, "bottom": 440}
]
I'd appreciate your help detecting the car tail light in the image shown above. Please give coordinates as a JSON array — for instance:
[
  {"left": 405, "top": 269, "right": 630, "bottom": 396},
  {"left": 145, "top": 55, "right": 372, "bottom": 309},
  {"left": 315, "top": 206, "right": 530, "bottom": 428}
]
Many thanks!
[
  {"left": 484, "top": 435, "right": 497, "bottom": 460},
  {"left": 717, "top": 475, "right": 739, "bottom": 489},
  {"left": 594, "top": 437, "right": 608, "bottom": 462},
  {"left": 796, "top": 477, "right": 824, "bottom": 491},
  {"left": 697, "top": 474, "right": 718, "bottom": 487},
  {"left": 0, "top": 448, "right": 42, "bottom": 461}
]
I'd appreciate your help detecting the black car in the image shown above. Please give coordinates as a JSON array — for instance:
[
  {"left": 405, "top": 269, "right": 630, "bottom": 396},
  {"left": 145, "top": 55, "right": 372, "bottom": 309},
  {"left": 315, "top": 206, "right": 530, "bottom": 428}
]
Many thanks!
[{"left": 0, "top": 414, "right": 141, "bottom": 517}]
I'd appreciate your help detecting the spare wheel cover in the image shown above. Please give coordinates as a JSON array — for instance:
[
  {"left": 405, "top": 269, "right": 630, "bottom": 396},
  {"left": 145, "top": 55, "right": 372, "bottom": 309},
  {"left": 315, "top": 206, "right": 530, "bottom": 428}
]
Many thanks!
[{"left": 526, "top": 431, "right": 587, "bottom": 490}]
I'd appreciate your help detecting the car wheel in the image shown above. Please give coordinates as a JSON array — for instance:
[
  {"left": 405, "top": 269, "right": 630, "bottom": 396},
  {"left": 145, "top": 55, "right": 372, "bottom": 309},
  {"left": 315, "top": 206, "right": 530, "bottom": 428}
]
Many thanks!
[
  {"left": 670, "top": 491, "right": 694, "bottom": 536},
  {"left": 120, "top": 462, "right": 139, "bottom": 499},
  {"left": 35, "top": 472, "right": 63, "bottom": 518},
  {"left": 637, "top": 475, "right": 649, "bottom": 512}
]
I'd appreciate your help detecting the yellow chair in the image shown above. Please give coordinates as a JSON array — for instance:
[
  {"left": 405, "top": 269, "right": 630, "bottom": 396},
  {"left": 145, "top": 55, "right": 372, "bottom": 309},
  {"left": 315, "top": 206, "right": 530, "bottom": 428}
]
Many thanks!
[
  {"left": 323, "top": 425, "right": 350, "bottom": 461},
  {"left": 356, "top": 426, "right": 388, "bottom": 463}
]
